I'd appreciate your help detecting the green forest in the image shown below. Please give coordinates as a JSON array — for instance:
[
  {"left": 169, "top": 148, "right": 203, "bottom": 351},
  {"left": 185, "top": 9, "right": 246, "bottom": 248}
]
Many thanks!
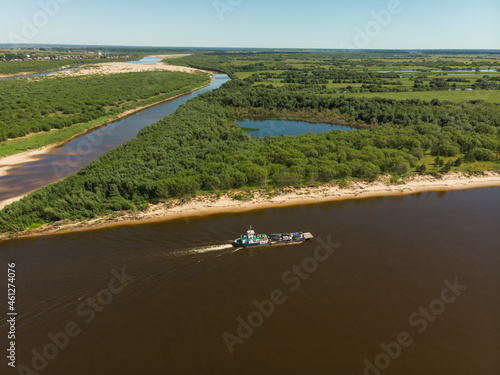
[
  {"left": 0, "top": 70, "right": 210, "bottom": 141},
  {"left": 1, "top": 77, "right": 499, "bottom": 233},
  {"left": 0, "top": 51, "right": 499, "bottom": 233}
]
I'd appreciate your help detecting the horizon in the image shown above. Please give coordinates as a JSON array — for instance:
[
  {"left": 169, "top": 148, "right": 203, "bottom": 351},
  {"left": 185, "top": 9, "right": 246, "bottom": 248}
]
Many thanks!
[
  {"left": 1, "top": 0, "right": 499, "bottom": 49},
  {"left": 2, "top": 44, "right": 500, "bottom": 53}
]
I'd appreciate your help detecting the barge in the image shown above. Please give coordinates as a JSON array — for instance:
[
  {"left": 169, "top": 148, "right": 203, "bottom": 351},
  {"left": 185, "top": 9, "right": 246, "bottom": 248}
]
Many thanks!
[{"left": 232, "top": 226, "right": 313, "bottom": 248}]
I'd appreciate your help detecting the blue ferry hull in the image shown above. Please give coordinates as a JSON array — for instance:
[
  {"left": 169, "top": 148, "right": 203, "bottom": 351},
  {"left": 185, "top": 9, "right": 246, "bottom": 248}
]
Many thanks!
[
  {"left": 232, "top": 239, "right": 306, "bottom": 248},
  {"left": 232, "top": 230, "right": 313, "bottom": 248}
]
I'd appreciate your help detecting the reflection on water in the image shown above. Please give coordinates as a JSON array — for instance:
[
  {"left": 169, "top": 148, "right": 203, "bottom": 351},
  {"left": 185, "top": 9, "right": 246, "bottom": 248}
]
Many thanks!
[{"left": 1, "top": 187, "right": 499, "bottom": 374}]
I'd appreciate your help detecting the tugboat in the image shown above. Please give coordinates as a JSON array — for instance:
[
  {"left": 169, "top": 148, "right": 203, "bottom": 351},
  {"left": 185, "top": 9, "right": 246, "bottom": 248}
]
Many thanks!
[{"left": 232, "top": 226, "right": 313, "bottom": 248}]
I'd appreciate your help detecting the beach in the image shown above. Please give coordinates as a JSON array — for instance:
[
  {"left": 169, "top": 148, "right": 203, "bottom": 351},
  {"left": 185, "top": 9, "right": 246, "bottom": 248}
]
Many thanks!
[
  {"left": 53, "top": 61, "right": 204, "bottom": 77},
  {"left": 2, "top": 171, "right": 499, "bottom": 240}
]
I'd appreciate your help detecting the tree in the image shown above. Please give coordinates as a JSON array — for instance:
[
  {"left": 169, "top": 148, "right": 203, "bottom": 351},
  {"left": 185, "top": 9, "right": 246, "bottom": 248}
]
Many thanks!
[
  {"left": 394, "top": 161, "right": 410, "bottom": 176},
  {"left": 417, "top": 164, "right": 427, "bottom": 173},
  {"left": 410, "top": 148, "right": 424, "bottom": 160},
  {"left": 441, "top": 162, "right": 452, "bottom": 173},
  {"left": 470, "top": 148, "right": 497, "bottom": 161}
]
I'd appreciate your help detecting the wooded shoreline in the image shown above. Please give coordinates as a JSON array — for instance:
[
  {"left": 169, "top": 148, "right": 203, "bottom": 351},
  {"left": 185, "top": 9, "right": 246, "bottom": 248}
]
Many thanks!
[
  {"left": 2, "top": 171, "right": 499, "bottom": 241},
  {"left": 0, "top": 75, "right": 215, "bottom": 208}
]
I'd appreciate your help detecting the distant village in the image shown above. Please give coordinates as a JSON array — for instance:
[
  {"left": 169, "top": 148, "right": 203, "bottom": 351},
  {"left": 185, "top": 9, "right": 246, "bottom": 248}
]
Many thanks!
[{"left": 0, "top": 50, "right": 134, "bottom": 63}]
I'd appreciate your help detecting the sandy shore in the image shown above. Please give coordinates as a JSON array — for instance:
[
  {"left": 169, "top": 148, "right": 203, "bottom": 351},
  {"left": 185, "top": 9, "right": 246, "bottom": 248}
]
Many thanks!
[
  {"left": 2, "top": 171, "right": 499, "bottom": 240},
  {"left": 54, "top": 61, "right": 203, "bottom": 77},
  {"left": 0, "top": 55, "right": 192, "bottom": 79},
  {"left": 0, "top": 148, "right": 49, "bottom": 179}
]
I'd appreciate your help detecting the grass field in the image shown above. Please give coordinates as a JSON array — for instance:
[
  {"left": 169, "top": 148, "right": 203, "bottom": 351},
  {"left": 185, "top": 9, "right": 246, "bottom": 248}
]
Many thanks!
[
  {"left": 413, "top": 154, "right": 500, "bottom": 175},
  {"left": 334, "top": 90, "right": 500, "bottom": 103},
  {"left": 0, "top": 115, "right": 115, "bottom": 158}
]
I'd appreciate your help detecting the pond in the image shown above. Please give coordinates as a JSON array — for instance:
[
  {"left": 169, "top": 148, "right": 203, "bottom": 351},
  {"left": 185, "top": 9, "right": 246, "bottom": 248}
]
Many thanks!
[{"left": 236, "top": 119, "right": 355, "bottom": 138}]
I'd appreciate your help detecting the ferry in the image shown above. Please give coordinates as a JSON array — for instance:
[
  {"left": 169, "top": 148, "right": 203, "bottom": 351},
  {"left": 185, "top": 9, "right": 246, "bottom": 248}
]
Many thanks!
[{"left": 232, "top": 226, "right": 313, "bottom": 248}]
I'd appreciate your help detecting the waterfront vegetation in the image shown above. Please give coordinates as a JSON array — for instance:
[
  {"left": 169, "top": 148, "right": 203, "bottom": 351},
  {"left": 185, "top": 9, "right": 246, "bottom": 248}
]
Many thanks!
[
  {"left": 1, "top": 50, "right": 499, "bottom": 233},
  {"left": 0, "top": 70, "right": 210, "bottom": 156}
]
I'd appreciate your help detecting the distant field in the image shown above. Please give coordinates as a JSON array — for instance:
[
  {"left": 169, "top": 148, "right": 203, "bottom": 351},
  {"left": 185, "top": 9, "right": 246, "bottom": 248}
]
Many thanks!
[
  {"left": 333, "top": 90, "right": 500, "bottom": 103},
  {"left": 234, "top": 70, "right": 285, "bottom": 79}
]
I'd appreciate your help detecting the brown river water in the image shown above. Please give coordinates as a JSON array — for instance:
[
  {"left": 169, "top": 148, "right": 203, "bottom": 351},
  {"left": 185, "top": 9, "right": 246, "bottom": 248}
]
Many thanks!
[{"left": 1, "top": 187, "right": 499, "bottom": 374}]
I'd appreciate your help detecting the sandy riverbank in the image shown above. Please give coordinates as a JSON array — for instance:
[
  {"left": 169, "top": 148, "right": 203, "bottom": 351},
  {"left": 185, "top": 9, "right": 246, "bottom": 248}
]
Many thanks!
[
  {"left": 0, "top": 55, "right": 193, "bottom": 79},
  {"left": 54, "top": 61, "right": 203, "bottom": 77},
  {"left": 2, "top": 171, "right": 499, "bottom": 240},
  {"left": 0, "top": 148, "right": 49, "bottom": 178}
]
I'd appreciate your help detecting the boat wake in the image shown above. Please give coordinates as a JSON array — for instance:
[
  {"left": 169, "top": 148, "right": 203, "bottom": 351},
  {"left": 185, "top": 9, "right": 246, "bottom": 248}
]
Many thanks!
[
  {"left": 172, "top": 243, "right": 234, "bottom": 257},
  {"left": 7, "top": 242, "right": 238, "bottom": 330}
]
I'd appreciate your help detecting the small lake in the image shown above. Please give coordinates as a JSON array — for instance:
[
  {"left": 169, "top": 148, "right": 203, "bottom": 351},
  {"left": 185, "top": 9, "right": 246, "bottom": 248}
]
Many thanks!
[
  {"left": 237, "top": 119, "right": 354, "bottom": 138},
  {"left": 129, "top": 56, "right": 162, "bottom": 64}
]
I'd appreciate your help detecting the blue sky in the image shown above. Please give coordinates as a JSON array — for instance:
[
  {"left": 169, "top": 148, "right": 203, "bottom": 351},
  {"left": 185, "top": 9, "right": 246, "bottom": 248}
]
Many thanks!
[{"left": 1, "top": 0, "right": 499, "bottom": 49}]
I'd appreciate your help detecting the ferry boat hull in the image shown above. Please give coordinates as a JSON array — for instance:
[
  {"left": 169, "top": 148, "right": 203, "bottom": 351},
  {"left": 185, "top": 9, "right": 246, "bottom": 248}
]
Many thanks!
[{"left": 232, "top": 227, "right": 313, "bottom": 248}]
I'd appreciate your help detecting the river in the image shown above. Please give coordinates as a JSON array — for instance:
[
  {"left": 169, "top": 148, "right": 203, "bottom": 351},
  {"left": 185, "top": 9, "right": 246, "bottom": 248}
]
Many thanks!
[
  {"left": 0, "top": 186, "right": 499, "bottom": 374},
  {"left": 0, "top": 74, "right": 230, "bottom": 205}
]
